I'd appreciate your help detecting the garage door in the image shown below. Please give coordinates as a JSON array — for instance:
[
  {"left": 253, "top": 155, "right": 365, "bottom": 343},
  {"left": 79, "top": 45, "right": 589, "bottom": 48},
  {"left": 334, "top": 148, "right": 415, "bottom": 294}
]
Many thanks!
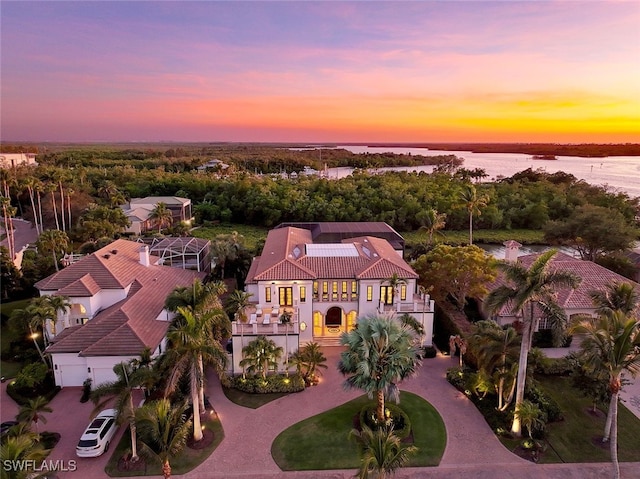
[
  {"left": 92, "top": 368, "right": 116, "bottom": 387},
  {"left": 59, "top": 364, "right": 88, "bottom": 387}
]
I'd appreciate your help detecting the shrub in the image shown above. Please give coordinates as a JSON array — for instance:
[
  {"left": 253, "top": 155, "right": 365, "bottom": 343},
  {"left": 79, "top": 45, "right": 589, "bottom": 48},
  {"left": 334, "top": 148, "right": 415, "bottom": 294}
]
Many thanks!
[
  {"left": 535, "top": 356, "right": 575, "bottom": 376},
  {"left": 80, "top": 378, "right": 92, "bottom": 403},
  {"left": 433, "top": 303, "right": 462, "bottom": 353},
  {"left": 532, "top": 329, "right": 572, "bottom": 348},
  {"left": 7, "top": 371, "right": 60, "bottom": 406},
  {"left": 421, "top": 346, "right": 437, "bottom": 359},
  {"left": 526, "top": 386, "right": 563, "bottom": 423},
  {"left": 359, "top": 403, "right": 411, "bottom": 439},
  {"left": 230, "top": 374, "right": 304, "bottom": 394},
  {"left": 13, "top": 362, "right": 48, "bottom": 389}
]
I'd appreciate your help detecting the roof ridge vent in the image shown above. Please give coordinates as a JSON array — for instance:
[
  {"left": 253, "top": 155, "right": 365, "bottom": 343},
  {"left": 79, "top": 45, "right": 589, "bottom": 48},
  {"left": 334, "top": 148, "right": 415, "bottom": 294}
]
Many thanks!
[{"left": 362, "top": 246, "right": 371, "bottom": 257}]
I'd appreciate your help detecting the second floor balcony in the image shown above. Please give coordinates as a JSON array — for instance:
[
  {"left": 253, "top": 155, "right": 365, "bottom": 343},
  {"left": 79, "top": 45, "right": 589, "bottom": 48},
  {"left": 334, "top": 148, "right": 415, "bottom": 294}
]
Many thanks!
[{"left": 231, "top": 306, "right": 300, "bottom": 336}]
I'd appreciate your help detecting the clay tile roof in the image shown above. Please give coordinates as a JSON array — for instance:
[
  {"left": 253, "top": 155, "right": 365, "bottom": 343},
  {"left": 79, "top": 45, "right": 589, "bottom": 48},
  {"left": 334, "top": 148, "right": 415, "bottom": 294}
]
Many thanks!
[
  {"left": 44, "top": 239, "right": 205, "bottom": 357},
  {"left": 248, "top": 227, "right": 417, "bottom": 282},
  {"left": 54, "top": 274, "right": 101, "bottom": 297},
  {"left": 490, "top": 251, "right": 640, "bottom": 316}
]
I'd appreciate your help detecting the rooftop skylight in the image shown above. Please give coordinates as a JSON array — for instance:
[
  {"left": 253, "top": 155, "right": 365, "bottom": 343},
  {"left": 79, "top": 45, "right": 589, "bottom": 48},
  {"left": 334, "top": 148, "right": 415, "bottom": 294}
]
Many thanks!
[{"left": 305, "top": 243, "right": 359, "bottom": 257}]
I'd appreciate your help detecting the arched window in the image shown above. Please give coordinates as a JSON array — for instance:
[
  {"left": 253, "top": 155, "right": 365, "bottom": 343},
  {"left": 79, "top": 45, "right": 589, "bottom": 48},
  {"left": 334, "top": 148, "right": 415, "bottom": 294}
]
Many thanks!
[{"left": 326, "top": 307, "right": 342, "bottom": 327}]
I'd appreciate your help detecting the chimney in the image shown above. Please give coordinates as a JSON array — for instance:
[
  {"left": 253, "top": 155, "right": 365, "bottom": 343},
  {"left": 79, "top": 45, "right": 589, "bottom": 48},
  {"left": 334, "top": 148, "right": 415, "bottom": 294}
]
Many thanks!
[
  {"left": 139, "top": 245, "right": 150, "bottom": 267},
  {"left": 503, "top": 240, "right": 522, "bottom": 263}
]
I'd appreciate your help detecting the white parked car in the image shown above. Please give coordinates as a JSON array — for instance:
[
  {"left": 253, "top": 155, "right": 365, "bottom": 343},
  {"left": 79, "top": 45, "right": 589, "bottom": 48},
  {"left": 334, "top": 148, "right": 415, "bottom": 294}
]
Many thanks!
[{"left": 76, "top": 409, "right": 119, "bottom": 458}]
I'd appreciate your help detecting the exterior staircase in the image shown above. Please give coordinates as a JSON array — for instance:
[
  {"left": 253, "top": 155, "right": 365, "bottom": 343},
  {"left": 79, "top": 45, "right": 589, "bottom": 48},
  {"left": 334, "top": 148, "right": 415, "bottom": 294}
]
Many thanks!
[{"left": 313, "top": 336, "right": 344, "bottom": 347}]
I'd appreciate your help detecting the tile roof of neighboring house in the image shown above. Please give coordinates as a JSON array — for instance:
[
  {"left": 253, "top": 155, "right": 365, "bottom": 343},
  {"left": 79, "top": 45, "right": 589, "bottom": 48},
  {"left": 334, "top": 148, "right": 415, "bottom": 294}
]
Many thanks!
[
  {"left": 247, "top": 226, "right": 417, "bottom": 283},
  {"left": 54, "top": 274, "right": 102, "bottom": 297},
  {"left": 488, "top": 252, "right": 640, "bottom": 317},
  {"left": 129, "top": 196, "right": 190, "bottom": 206},
  {"left": 44, "top": 239, "right": 205, "bottom": 356}
]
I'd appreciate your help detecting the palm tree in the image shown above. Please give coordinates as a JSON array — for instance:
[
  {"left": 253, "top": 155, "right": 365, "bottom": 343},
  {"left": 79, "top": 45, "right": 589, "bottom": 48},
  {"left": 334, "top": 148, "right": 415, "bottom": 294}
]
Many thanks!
[
  {"left": 484, "top": 250, "right": 580, "bottom": 436},
  {"left": 149, "top": 202, "right": 173, "bottom": 232},
  {"left": 91, "top": 361, "right": 154, "bottom": 462},
  {"left": 37, "top": 229, "right": 69, "bottom": 272},
  {"left": 589, "top": 281, "right": 640, "bottom": 317},
  {"left": 289, "top": 342, "right": 328, "bottom": 384},
  {"left": 10, "top": 304, "right": 50, "bottom": 365},
  {"left": 279, "top": 310, "right": 293, "bottom": 376},
  {"left": 45, "top": 182, "right": 60, "bottom": 230},
  {"left": 381, "top": 273, "right": 406, "bottom": 310},
  {"left": 16, "top": 396, "right": 52, "bottom": 436},
  {"left": 226, "top": 290, "right": 253, "bottom": 378},
  {"left": 165, "top": 279, "right": 225, "bottom": 313},
  {"left": 20, "top": 177, "right": 40, "bottom": 234},
  {"left": 468, "top": 321, "right": 520, "bottom": 411},
  {"left": 460, "top": 184, "right": 489, "bottom": 245},
  {"left": 136, "top": 399, "right": 192, "bottom": 479},
  {"left": 515, "top": 400, "right": 545, "bottom": 440},
  {"left": 34, "top": 179, "right": 45, "bottom": 233},
  {"left": 417, "top": 208, "right": 446, "bottom": 246},
  {"left": 570, "top": 312, "right": 640, "bottom": 479},
  {"left": 349, "top": 426, "right": 417, "bottom": 479},
  {"left": 42, "top": 294, "right": 71, "bottom": 337},
  {"left": 240, "top": 335, "right": 283, "bottom": 380},
  {"left": 0, "top": 433, "right": 50, "bottom": 479},
  {"left": 339, "top": 315, "right": 420, "bottom": 423},
  {"left": 165, "top": 306, "right": 227, "bottom": 442},
  {"left": 1, "top": 196, "right": 17, "bottom": 260}
]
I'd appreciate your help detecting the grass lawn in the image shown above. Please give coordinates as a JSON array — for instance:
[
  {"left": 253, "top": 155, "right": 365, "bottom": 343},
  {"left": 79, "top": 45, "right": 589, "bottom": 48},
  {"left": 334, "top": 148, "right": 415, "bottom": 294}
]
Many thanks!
[
  {"left": 498, "top": 376, "right": 640, "bottom": 463},
  {"left": 191, "top": 224, "right": 268, "bottom": 252},
  {"left": 222, "top": 387, "right": 289, "bottom": 409},
  {"left": 105, "top": 413, "right": 224, "bottom": 477},
  {"left": 402, "top": 229, "right": 545, "bottom": 246},
  {"left": 271, "top": 391, "right": 446, "bottom": 471},
  {"left": 0, "top": 298, "right": 32, "bottom": 379}
]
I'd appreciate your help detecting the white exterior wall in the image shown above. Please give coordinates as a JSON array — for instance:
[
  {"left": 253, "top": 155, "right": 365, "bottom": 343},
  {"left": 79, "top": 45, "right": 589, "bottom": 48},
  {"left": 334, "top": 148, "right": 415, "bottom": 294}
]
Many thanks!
[{"left": 87, "top": 356, "right": 137, "bottom": 387}]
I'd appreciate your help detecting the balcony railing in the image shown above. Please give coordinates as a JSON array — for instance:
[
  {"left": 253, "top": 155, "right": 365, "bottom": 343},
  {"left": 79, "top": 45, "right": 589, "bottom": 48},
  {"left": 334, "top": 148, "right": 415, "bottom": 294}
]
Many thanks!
[{"left": 232, "top": 305, "right": 299, "bottom": 336}]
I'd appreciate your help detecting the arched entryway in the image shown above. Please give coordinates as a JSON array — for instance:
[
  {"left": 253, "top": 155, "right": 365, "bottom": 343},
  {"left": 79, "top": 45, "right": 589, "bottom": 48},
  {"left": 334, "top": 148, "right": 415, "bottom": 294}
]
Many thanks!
[{"left": 326, "top": 307, "right": 342, "bottom": 327}]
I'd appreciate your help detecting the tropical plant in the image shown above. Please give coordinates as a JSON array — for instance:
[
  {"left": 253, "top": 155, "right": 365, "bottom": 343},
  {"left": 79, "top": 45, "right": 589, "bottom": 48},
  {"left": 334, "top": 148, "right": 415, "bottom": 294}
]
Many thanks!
[
  {"left": 239, "top": 335, "right": 283, "bottom": 380},
  {"left": 516, "top": 400, "right": 545, "bottom": 440},
  {"left": 381, "top": 273, "right": 406, "bottom": 309},
  {"left": 41, "top": 294, "right": 71, "bottom": 337},
  {"left": 349, "top": 426, "right": 417, "bottom": 479},
  {"left": 416, "top": 207, "right": 446, "bottom": 246},
  {"left": 91, "top": 361, "right": 154, "bottom": 461},
  {"left": 136, "top": 399, "right": 192, "bottom": 479},
  {"left": 9, "top": 304, "right": 49, "bottom": 365},
  {"left": 1, "top": 196, "right": 17, "bottom": 259},
  {"left": 149, "top": 202, "right": 173, "bottom": 232},
  {"left": 484, "top": 250, "right": 580, "bottom": 436},
  {"left": 226, "top": 290, "right": 253, "bottom": 378},
  {"left": 460, "top": 184, "right": 489, "bottom": 245},
  {"left": 165, "top": 306, "right": 227, "bottom": 442},
  {"left": 36, "top": 229, "right": 69, "bottom": 272},
  {"left": 289, "top": 342, "right": 328, "bottom": 385},
  {"left": 165, "top": 279, "right": 226, "bottom": 314},
  {"left": 0, "top": 433, "right": 50, "bottom": 479},
  {"left": 589, "top": 281, "right": 640, "bottom": 317},
  {"left": 570, "top": 312, "right": 640, "bottom": 479},
  {"left": 339, "top": 315, "right": 420, "bottom": 423},
  {"left": 16, "top": 396, "right": 52, "bottom": 435},
  {"left": 279, "top": 309, "right": 293, "bottom": 376}
]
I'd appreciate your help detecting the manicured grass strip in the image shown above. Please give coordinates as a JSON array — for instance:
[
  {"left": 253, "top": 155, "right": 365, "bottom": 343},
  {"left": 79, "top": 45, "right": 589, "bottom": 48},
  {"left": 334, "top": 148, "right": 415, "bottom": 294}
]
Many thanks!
[
  {"left": 534, "top": 376, "right": 640, "bottom": 464},
  {"left": 191, "top": 224, "right": 268, "bottom": 252},
  {"left": 402, "top": 229, "right": 545, "bottom": 246},
  {"left": 272, "top": 391, "right": 446, "bottom": 471},
  {"left": 222, "top": 387, "right": 289, "bottom": 409},
  {"left": 104, "top": 414, "right": 224, "bottom": 477}
]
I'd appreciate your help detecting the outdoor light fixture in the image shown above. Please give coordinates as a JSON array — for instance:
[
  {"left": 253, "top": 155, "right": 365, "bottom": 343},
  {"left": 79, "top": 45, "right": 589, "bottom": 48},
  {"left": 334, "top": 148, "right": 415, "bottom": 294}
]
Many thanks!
[{"left": 300, "top": 322, "right": 307, "bottom": 331}]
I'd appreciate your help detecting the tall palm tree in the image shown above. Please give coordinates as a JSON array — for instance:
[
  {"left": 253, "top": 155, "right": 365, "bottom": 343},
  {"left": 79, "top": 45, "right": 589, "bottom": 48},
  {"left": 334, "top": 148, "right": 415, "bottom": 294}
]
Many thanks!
[
  {"left": 460, "top": 184, "right": 489, "bottom": 245},
  {"left": 165, "top": 306, "right": 227, "bottom": 442},
  {"left": 279, "top": 310, "right": 292, "bottom": 376},
  {"left": 20, "top": 177, "right": 40, "bottom": 234},
  {"left": 36, "top": 229, "right": 69, "bottom": 272},
  {"left": 56, "top": 169, "right": 67, "bottom": 232},
  {"left": 589, "top": 281, "right": 640, "bottom": 317},
  {"left": 417, "top": 208, "right": 446, "bottom": 246},
  {"left": 226, "top": 290, "right": 253, "bottom": 378},
  {"left": 484, "top": 250, "right": 580, "bottom": 436},
  {"left": 45, "top": 182, "right": 60, "bottom": 230},
  {"left": 9, "top": 306, "right": 48, "bottom": 366},
  {"left": 570, "top": 312, "right": 640, "bottom": 479},
  {"left": 339, "top": 315, "right": 420, "bottom": 423},
  {"left": 136, "top": 399, "right": 192, "bottom": 479},
  {"left": 16, "top": 396, "right": 52, "bottom": 435},
  {"left": 240, "top": 335, "right": 283, "bottom": 379},
  {"left": 91, "top": 361, "right": 154, "bottom": 462},
  {"left": 149, "top": 202, "right": 173, "bottom": 232},
  {"left": 34, "top": 179, "right": 45, "bottom": 233},
  {"left": 289, "top": 342, "right": 328, "bottom": 384},
  {"left": 349, "top": 426, "right": 417, "bottom": 479},
  {"left": 1, "top": 196, "right": 17, "bottom": 259}
]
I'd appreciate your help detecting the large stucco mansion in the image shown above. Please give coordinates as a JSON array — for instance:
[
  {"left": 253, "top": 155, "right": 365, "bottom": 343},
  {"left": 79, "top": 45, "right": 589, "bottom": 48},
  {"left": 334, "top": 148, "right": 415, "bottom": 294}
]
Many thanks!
[{"left": 230, "top": 222, "right": 435, "bottom": 374}]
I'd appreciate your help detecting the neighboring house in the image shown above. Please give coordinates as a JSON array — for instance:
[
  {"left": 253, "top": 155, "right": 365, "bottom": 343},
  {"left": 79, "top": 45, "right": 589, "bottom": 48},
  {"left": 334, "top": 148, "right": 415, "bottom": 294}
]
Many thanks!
[
  {"left": 231, "top": 223, "right": 435, "bottom": 374},
  {"left": 120, "top": 196, "right": 192, "bottom": 234},
  {"left": 37, "top": 239, "right": 205, "bottom": 388},
  {"left": 483, "top": 243, "right": 640, "bottom": 329},
  {"left": 197, "top": 159, "right": 229, "bottom": 172},
  {"left": 0, "top": 153, "right": 37, "bottom": 168},
  {"left": 626, "top": 247, "right": 640, "bottom": 283}
]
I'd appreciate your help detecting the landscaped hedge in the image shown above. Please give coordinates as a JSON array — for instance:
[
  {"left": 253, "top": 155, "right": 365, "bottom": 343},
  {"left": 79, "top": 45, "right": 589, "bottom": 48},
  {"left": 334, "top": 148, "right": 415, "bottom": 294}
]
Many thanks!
[
  {"left": 230, "top": 374, "right": 305, "bottom": 394},
  {"left": 6, "top": 371, "right": 60, "bottom": 406},
  {"left": 532, "top": 329, "right": 573, "bottom": 348},
  {"left": 359, "top": 403, "right": 411, "bottom": 439},
  {"left": 433, "top": 302, "right": 463, "bottom": 354}
]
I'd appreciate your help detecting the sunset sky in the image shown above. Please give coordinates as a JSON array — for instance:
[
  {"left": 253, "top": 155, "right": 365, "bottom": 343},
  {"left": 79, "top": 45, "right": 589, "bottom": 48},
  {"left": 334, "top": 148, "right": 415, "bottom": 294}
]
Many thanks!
[{"left": 1, "top": 1, "right": 639, "bottom": 143}]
